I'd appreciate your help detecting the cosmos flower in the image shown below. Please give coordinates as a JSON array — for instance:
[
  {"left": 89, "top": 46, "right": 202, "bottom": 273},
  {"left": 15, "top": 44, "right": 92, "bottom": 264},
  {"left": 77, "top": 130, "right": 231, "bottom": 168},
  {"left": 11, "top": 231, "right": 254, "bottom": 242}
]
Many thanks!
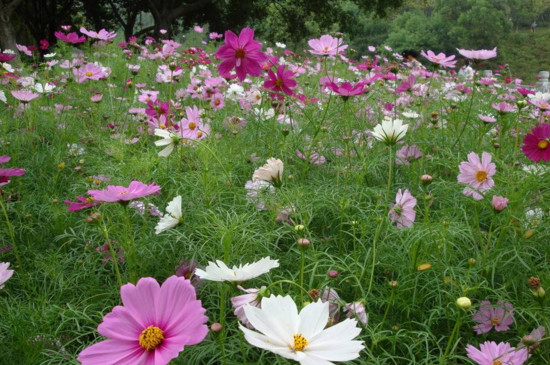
[
  {"left": 343, "top": 302, "right": 368, "bottom": 326},
  {"left": 252, "top": 158, "right": 284, "bottom": 186},
  {"left": 0, "top": 156, "right": 26, "bottom": 186},
  {"left": 372, "top": 118, "right": 408, "bottom": 145},
  {"left": 421, "top": 50, "right": 456, "bottom": 68},
  {"left": 215, "top": 27, "right": 267, "bottom": 81},
  {"left": 239, "top": 295, "right": 364, "bottom": 365},
  {"left": 77, "top": 276, "right": 208, "bottom": 365},
  {"left": 522, "top": 123, "right": 550, "bottom": 162},
  {"left": 326, "top": 81, "right": 367, "bottom": 99},
  {"left": 177, "top": 105, "right": 209, "bottom": 140},
  {"left": 74, "top": 63, "right": 107, "bottom": 83},
  {"left": 80, "top": 27, "right": 117, "bottom": 41},
  {"left": 389, "top": 189, "right": 417, "bottom": 228},
  {"left": 231, "top": 285, "right": 266, "bottom": 329},
  {"left": 264, "top": 65, "right": 297, "bottom": 98},
  {"left": 55, "top": 31, "right": 86, "bottom": 44},
  {"left": 308, "top": 34, "right": 348, "bottom": 56},
  {"left": 10, "top": 90, "right": 39, "bottom": 103},
  {"left": 87, "top": 181, "right": 161, "bottom": 203},
  {"left": 155, "top": 196, "right": 182, "bottom": 235},
  {"left": 472, "top": 300, "right": 514, "bottom": 334},
  {"left": 457, "top": 152, "right": 496, "bottom": 200},
  {"left": 194, "top": 257, "right": 279, "bottom": 282},
  {"left": 64, "top": 196, "right": 100, "bottom": 211},
  {"left": 491, "top": 196, "right": 509, "bottom": 211},
  {"left": 0, "top": 262, "right": 14, "bottom": 289},
  {"left": 457, "top": 47, "right": 497, "bottom": 60},
  {"left": 466, "top": 341, "right": 528, "bottom": 365}
]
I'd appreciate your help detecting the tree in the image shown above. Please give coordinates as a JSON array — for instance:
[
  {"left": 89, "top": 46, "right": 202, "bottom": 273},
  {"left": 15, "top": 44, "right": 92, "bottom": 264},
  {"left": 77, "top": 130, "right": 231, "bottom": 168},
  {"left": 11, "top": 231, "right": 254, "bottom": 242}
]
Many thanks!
[{"left": 0, "top": 0, "right": 25, "bottom": 51}]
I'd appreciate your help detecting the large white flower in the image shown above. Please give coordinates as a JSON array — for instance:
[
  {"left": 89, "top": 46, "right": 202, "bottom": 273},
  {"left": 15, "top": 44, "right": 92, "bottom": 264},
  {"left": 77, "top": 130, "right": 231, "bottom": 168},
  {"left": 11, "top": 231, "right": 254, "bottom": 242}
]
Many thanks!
[
  {"left": 195, "top": 257, "right": 279, "bottom": 282},
  {"left": 372, "top": 118, "right": 408, "bottom": 145},
  {"left": 240, "top": 295, "right": 364, "bottom": 365},
  {"left": 154, "top": 128, "right": 179, "bottom": 157},
  {"left": 253, "top": 158, "right": 284, "bottom": 186},
  {"left": 154, "top": 195, "right": 182, "bottom": 235},
  {"left": 0, "top": 262, "right": 14, "bottom": 289}
]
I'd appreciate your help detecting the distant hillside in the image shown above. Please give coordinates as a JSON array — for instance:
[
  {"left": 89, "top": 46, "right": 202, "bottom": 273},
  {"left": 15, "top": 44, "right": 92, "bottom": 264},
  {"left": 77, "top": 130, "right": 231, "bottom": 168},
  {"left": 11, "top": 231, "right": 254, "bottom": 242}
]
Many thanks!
[{"left": 500, "top": 27, "right": 550, "bottom": 85}]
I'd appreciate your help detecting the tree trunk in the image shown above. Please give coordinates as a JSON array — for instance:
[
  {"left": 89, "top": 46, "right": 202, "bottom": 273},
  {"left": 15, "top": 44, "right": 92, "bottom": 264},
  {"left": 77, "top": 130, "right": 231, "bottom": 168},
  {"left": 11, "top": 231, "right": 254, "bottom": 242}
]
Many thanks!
[{"left": 0, "top": 0, "right": 26, "bottom": 52}]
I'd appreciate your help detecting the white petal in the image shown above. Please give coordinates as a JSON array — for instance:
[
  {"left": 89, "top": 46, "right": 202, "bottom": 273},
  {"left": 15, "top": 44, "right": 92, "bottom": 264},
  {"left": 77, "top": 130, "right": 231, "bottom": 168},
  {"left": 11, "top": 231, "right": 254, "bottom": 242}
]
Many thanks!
[
  {"left": 165, "top": 195, "right": 182, "bottom": 218},
  {"left": 154, "top": 216, "right": 179, "bottom": 235},
  {"left": 158, "top": 144, "right": 174, "bottom": 157},
  {"left": 298, "top": 300, "right": 329, "bottom": 339}
]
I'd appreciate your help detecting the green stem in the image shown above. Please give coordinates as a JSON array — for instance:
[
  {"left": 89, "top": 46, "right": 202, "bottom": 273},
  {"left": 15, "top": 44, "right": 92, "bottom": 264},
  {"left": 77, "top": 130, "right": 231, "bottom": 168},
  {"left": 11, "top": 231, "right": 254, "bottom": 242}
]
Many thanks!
[
  {"left": 219, "top": 283, "right": 228, "bottom": 365},
  {"left": 386, "top": 145, "right": 394, "bottom": 202},
  {"left": 451, "top": 73, "right": 478, "bottom": 149},
  {"left": 100, "top": 221, "right": 123, "bottom": 288},
  {"left": 365, "top": 217, "right": 384, "bottom": 298},
  {"left": 441, "top": 310, "right": 462, "bottom": 365},
  {"left": 122, "top": 205, "right": 138, "bottom": 283},
  {"left": 0, "top": 196, "right": 23, "bottom": 271},
  {"left": 300, "top": 246, "right": 306, "bottom": 304}
]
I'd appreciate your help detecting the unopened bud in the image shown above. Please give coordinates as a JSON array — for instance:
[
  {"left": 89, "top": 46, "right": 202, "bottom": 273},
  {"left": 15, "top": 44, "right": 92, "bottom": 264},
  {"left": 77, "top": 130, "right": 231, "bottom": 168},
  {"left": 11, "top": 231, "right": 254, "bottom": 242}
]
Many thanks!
[
  {"left": 456, "top": 297, "right": 472, "bottom": 309},
  {"left": 328, "top": 270, "right": 339, "bottom": 278},
  {"left": 421, "top": 174, "right": 432, "bottom": 184},
  {"left": 294, "top": 224, "right": 305, "bottom": 232},
  {"left": 297, "top": 238, "right": 310, "bottom": 246},
  {"left": 210, "top": 323, "right": 222, "bottom": 332}
]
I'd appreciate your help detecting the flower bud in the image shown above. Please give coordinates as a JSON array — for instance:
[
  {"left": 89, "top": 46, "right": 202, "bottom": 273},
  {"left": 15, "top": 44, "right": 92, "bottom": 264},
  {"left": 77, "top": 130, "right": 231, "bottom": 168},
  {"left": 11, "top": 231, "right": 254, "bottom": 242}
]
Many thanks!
[
  {"left": 456, "top": 297, "right": 472, "bottom": 309},
  {"left": 294, "top": 224, "right": 305, "bottom": 232},
  {"left": 327, "top": 270, "right": 339, "bottom": 278},
  {"left": 532, "top": 287, "right": 545, "bottom": 298},
  {"left": 389, "top": 280, "right": 398, "bottom": 288},
  {"left": 421, "top": 174, "right": 432, "bottom": 184},
  {"left": 297, "top": 238, "right": 310, "bottom": 246},
  {"left": 210, "top": 323, "right": 222, "bottom": 332}
]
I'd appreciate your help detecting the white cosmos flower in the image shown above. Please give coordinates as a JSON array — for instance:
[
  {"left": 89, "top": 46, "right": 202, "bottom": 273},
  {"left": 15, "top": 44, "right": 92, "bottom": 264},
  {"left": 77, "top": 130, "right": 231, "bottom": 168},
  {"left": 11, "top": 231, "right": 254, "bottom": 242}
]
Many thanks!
[
  {"left": 34, "top": 82, "right": 55, "bottom": 94},
  {"left": 372, "top": 118, "right": 408, "bottom": 145},
  {"left": 44, "top": 53, "right": 57, "bottom": 58},
  {"left": 154, "top": 128, "right": 179, "bottom": 157},
  {"left": 0, "top": 90, "right": 6, "bottom": 103},
  {"left": 155, "top": 195, "right": 182, "bottom": 235},
  {"left": 0, "top": 262, "right": 14, "bottom": 289},
  {"left": 195, "top": 257, "right": 279, "bottom": 282},
  {"left": 240, "top": 295, "right": 364, "bottom": 365},
  {"left": 253, "top": 158, "right": 284, "bottom": 186},
  {"left": 1, "top": 62, "right": 14, "bottom": 73}
]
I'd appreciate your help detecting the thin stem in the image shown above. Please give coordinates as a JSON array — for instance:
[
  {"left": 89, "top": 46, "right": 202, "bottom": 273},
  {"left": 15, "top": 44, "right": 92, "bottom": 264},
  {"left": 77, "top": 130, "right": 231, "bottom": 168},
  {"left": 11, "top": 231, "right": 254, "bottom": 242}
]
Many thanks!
[
  {"left": 100, "top": 220, "right": 123, "bottom": 288},
  {"left": 441, "top": 310, "right": 462, "bottom": 365},
  {"left": 0, "top": 196, "right": 23, "bottom": 271},
  {"left": 122, "top": 205, "right": 138, "bottom": 283}
]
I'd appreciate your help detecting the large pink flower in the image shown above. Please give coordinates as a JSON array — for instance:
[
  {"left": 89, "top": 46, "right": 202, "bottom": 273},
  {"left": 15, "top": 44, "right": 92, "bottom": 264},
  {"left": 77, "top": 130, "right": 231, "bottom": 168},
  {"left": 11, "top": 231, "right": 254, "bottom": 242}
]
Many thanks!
[
  {"left": 522, "top": 123, "right": 550, "bottom": 162},
  {"left": 326, "top": 81, "right": 367, "bottom": 99},
  {"left": 421, "top": 50, "right": 456, "bottom": 68},
  {"left": 457, "top": 47, "right": 497, "bottom": 60},
  {"left": 10, "top": 90, "right": 39, "bottom": 103},
  {"left": 308, "top": 34, "right": 348, "bottom": 56},
  {"left": 264, "top": 65, "right": 296, "bottom": 98},
  {"left": 88, "top": 181, "right": 161, "bottom": 203},
  {"left": 0, "top": 155, "right": 25, "bottom": 186},
  {"left": 466, "top": 341, "right": 528, "bottom": 365},
  {"left": 215, "top": 27, "right": 267, "bottom": 81},
  {"left": 389, "top": 188, "right": 417, "bottom": 228},
  {"left": 55, "top": 31, "right": 86, "bottom": 44},
  {"left": 457, "top": 152, "right": 496, "bottom": 200},
  {"left": 77, "top": 276, "right": 208, "bottom": 365}
]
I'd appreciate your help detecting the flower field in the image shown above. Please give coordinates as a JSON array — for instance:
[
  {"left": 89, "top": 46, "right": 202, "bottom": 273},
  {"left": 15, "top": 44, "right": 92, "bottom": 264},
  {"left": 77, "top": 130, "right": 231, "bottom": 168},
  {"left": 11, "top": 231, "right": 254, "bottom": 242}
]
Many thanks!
[{"left": 0, "top": 26, "right": 549, "bottom": 365}]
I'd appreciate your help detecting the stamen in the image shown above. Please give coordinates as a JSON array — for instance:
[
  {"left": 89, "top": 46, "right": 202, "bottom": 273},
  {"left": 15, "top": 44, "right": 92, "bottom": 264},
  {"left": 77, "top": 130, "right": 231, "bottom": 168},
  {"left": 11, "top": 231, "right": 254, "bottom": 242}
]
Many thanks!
[
  {"left": 291, "top": 334, "right": 309, "bottom": 352},
  {"left": 475, "top": 170, "right": 487, "bottom": 182},
  {"left": 538, "top": 140, "right": 548, "bottom": 150},
  {"left": 139, "top": 325, "right": 165, "bottom": 351}
]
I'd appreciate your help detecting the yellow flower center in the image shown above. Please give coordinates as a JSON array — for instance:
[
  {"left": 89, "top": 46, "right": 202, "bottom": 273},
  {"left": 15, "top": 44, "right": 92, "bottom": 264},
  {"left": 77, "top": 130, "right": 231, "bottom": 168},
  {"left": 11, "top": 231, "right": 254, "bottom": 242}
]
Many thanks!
[
  {"left": 433, "top": 56, "right": 441, "bottom": 62},
  {"left": 160, "top": 124, "right": 166, "bottom": 129},
  {"left": 139, "top": 325, "right": 165, "bottom": 351},
  {"left": 188, "top": 122, "right": 197, "bottom": 130},
  {"left": 85, "top": 197, "right": 94, "bottom": 203},
  {"left": 475, "top": 170, "right": 488, "bottom": 182},
  {"left": 275, "top": 79, "right": 284, "bottom": 88},
  {"left": 538, "top": 140, "right": 548, "bottom": 150},
  {"left": 323, "top": 46, "right": 329, "bottom": 52},
  {"left": 493, "top": 360, "right": 502, "bottom": 365},
  {"left": 197, "top": 131, "right": 203, "bottom": 138},
  {"left": 85, "top": 71, "right": 93, "bottom": 77},
  {"left": 490, "top": 317, "right": 501, "bottom": 325},
  {"left": 235, "top": 48, "right": 245, "bottom": 59},
  {"left": 291, "top": 334, "right": 309, "bottom": 352}
]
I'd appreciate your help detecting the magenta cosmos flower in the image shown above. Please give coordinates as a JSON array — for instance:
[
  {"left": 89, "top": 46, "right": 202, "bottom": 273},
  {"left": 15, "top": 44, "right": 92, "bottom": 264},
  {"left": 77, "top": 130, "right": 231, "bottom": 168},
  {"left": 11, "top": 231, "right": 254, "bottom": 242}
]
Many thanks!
[
  {"left": 0, "top": 156, "right": 25, "bottom": 186},
  {"left": 64, "top": 196, "right": 100, "bottom": 211},
  {"left": 522, "top": 122, "right": 550, "bottom": 162},
  {"left": 472, "top": 300, "right": 514, "bottom": 334},
  {"left": 10, "top": 90, "right": 39, "bottom": 103},
  {"left": 390, "top": 188, "right": 417, "bottom": 228},
  {"left": 457, "top": 47, "right": 497, "bottom": 60},
  {"left": 308, "top": 34, "right": 348, "bottom": 56},
  {"left": 77, "top": 276, "right": 208, "bottom": 365},
  {"left": 88, "top": 181, "right": 161, "bottom": 203},
  {"left": 264, "top": 65, "right": 296, "bottom": 98},
  {"left": 80, "top": 27, "right": 117, "bottom": 41},
  {"left": 466, "top": 341, "right": 528, "bottom": 365},
  {"left": 0, "top": 52, "right": 16, "bottom": 62},
  {"left": 327, "top": 81, "right": 367, "bottom": 99},
  {"left": 457, "top": 152, "right": 496, "bottom": 200},
  {"left": 215, "top": 27, "right": 267, "bottom": 81},
  {"left": 421, "top": 50, "right": 456, "bottom": 68},
  {"left": 55, "top": 31, "right": 86, "bottom": 44}
]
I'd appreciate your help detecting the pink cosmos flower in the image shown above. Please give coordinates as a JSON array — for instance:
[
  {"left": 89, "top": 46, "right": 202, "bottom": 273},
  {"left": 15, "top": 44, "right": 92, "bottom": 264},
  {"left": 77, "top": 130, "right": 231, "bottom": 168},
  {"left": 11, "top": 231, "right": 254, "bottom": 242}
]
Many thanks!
[
  {"left": 491, "top": 196, "right": 509, "bottom": 211},
  {"left": 193, "top": 25, "right": 203, "bottom": 33},
  {"left": 491, "top": 102, "right": 517, "bottom": 114},
  {"left": 516, "top": 87, "right": 535, "bottom": 97},
  {"left": 0, "top": 262, "right": 14, "bottom": 288},
  {"left": 0, "top": 156, "right": 25, "bottom": 186},
  {"left": 421, "top": 50, "right": 456, "bottom": 68},
  {"left": 466, "top": 341, "right": 528, "bottom": 365},
  {"left": 326, "top": 81, "right": 367, "bottom": 99},
  {"left": 77, "top": 276, "right": 208, "bottom": 365},
  {"left": 264, "top": 65, "right": 296, "bottom": 98},
  {"left": 389, "top": 188, "right": 417, "bottom": 228},
  {"left": 343, "top": 302, "right": 368, "bottom": 326},
  {"left": 296, "top": 149, "right": 326, "bottom": 165},
  {"left": 74, "top": 63, "right": 107, "bottom": 83},
  {"left": 522, "top": 122, "right": 550, "bottom": 162},
  {"left": 457, "top": 47, "right": 497, "bottom": 60},
  {"left": 177, "top": 105, "right": 209, "bottom": 140},
  {"left": 231, "top": 285, "right": 265, "bottom": 329},
  {"left": 16, "top": 44, "right": 32, "bottom": 56},
  {"left": 395, "top": 144, "right": 422, "bottom": 166},
  {"left": 0, "top": 52, "right": 16, "bottom": 62},
  {"left": 308, "top": 34, "right": 348, "bottom": 56},
  {"left": 472, "top": 300, "right": 514, "bottom": 334},
  {"left": 10, "top": 90, "right": 39, "bottom": 103},
  {"left": 319, "top": 286, "right": 341, "bottom": 322},
  {"left": 64, "top": 196, "right": 100, "bottom": 211},
  {"left": 80, "top": 27, "right": 117, "bottom": 41},
  {"left": 528, "top": 98, "right": 550, "bottom": 110},
  {"left": 457, "top": 152, "right": 496, "bottom": 200},
  {"left": 478, "top": 114, "right": 497, "bottom": 123},
  {"left": 55, "top": 31, "right": 86, "bottom": 44},
  {"left": 215, "top": 27, "right": 267, "bottom": 81},
  {"left": 87, "top": 181, "right": 161, "bottom": 203}
]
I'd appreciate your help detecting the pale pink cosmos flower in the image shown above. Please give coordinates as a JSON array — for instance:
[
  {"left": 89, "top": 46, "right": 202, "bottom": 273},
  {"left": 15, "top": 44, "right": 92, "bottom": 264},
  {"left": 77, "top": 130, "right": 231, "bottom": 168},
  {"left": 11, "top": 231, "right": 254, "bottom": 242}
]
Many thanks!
[
  {"left": 343, "top": 302, "right": 368, "bottom": 326},
  {"left": 0, "top": 262, "right": 14, "bottom": 289},
  {"left": 457, "top": 152, "right": 496, "bottom": 200},
  {"left": 16, "top": 44, "right": 32, "bottom": 56},
  {"left": 87, "top": 181, "right": 161, "bottom": 203},
  {"left": 10, "top": 90, "right": 39, "bottom": 103},
  {"left": 296, "top": 150, "right": 326, "bottom": 165},
  {"left": 77, "top": 276, "right": 208, "bottom": 365},
  {"left": 478, "top": 114, "right": 497, "bottom": 123},
  {"left": 528, "top": 98, "right": 550, "bottom": 110},
  {"left": 389, "top": 188, "right": 417, "bottom": 228},
  {"left": 193, "top": 25, "right": 203, "bottom": 33},
  {"left": 215, "top": 27, "right": 267, "bottom": 81},
  {"left": 74, "top": 63, "right": 107, "bottom": 83},
  {"left": 395, "top": 144, "right": 422, "bottom": 166},
  {"left": 457, "top": 47, "right": 497, "bottom": 60},
  {"left": 421, "top": 50, "right": 456, "bottom": 68},
  {"left": 80, "top": 27, "right": 117, "bottom": 41},
  {"left": 308, "top": 34, "right": 348, "bottom": 56},
  {"left": 491, "top": 102, "right": 517, "bottom": 114},
  {"left": 472, "top": 300, "right": 514, "bottom": 334},
  {"left": 231, "top": 285, "right": 265, "bottom": 329},
  {"left": 177, "top": 105, "right": 209, "bottom": 140},
  {"left": 491, "top": 196, "right": 509, "bottom": 211},
  {"left": 466, "top": 341, "right": 528, "bottom": 365}
]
